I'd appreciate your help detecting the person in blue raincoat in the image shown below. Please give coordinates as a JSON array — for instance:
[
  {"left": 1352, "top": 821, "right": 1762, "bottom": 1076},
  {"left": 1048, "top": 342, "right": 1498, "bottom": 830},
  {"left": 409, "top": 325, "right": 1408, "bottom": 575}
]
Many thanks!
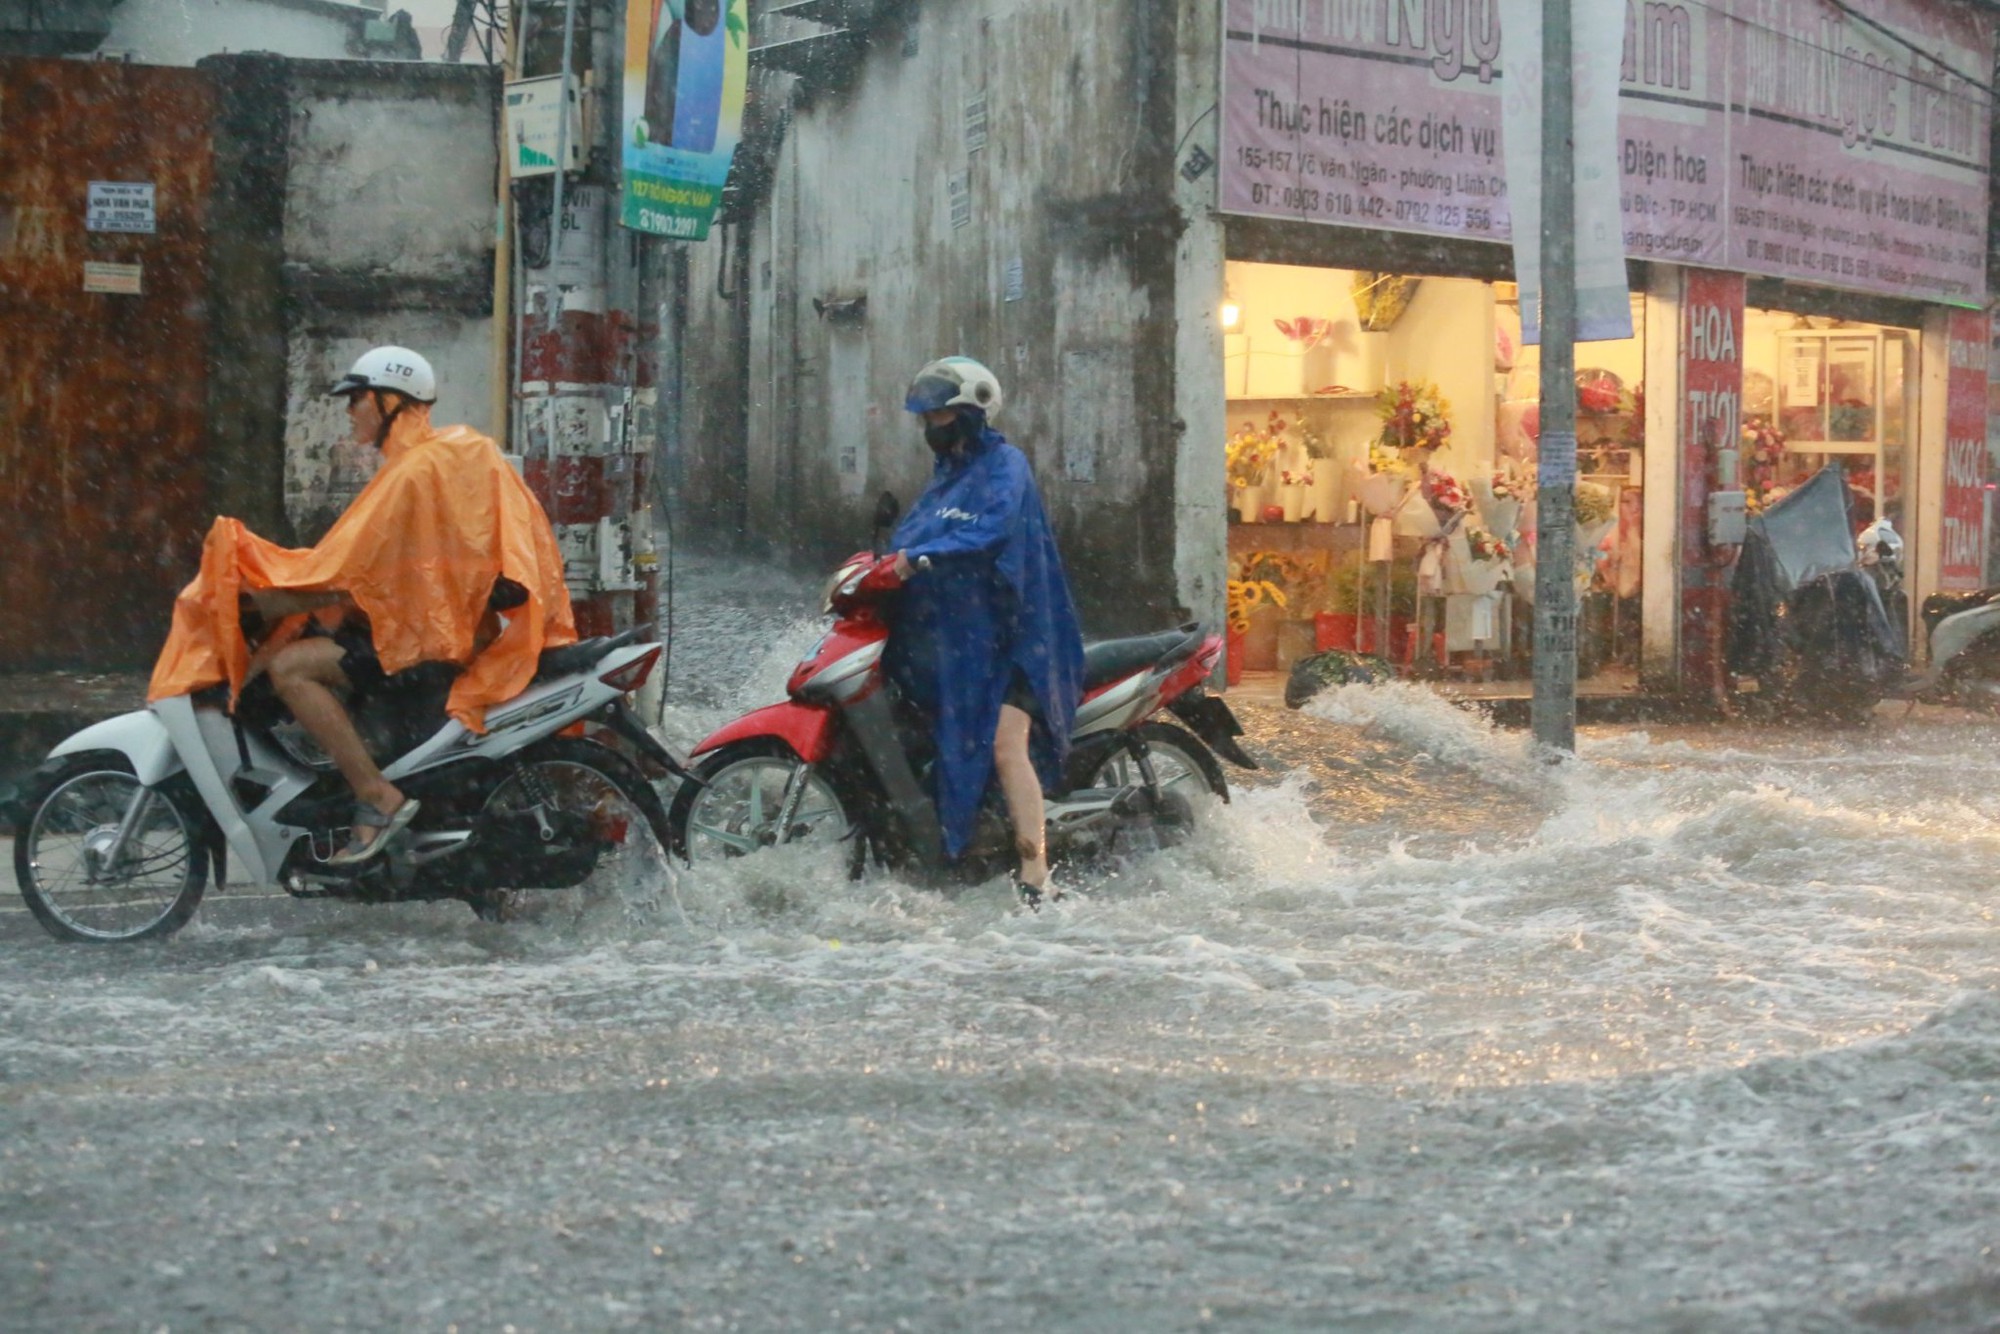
[{"left": 884, "top": 357, "right": 1086, "bottom": 906}]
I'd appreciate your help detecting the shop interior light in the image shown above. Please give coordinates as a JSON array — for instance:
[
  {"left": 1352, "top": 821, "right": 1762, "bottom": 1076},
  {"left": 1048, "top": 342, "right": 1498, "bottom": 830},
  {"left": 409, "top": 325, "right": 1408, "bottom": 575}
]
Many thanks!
[{"left": 1221, "top": 301, "right": 1241, "bottom": 329}]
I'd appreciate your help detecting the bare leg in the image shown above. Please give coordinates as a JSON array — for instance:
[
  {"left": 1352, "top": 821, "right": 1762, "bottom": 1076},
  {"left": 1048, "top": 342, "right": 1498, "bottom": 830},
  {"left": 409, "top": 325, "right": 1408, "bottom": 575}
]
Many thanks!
[
  {"left": 994, "top": 704, "right": 1049, "bottom": 891},
  {"left": 266, "top": 638, "right": 406, "bottom": 849}
]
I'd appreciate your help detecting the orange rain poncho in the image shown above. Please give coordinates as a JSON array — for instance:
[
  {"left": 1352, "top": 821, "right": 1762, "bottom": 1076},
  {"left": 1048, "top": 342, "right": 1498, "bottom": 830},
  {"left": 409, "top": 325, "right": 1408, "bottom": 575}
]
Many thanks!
[{"left": 148, "top": 424, "right": 577, "bottom": 733}]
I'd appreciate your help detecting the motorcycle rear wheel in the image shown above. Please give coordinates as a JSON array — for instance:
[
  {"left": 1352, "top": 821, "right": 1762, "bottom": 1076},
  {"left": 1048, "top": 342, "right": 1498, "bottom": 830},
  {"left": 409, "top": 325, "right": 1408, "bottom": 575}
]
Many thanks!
[
  {"left": 14, "top": 754, "right": 210, "bottom": 943},
  {"left": 1070, "top": 722, "right": 1228, "bottom": 851},
  {"left": 666, "top": 739, "right": 854, "bottom": 864}
]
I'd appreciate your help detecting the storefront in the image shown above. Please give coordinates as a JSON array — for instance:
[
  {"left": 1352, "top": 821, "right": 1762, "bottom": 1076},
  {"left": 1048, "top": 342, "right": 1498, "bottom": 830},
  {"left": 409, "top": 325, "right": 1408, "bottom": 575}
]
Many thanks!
[{"left": 1207, "top": 0, "right": 1994, "bottom": 695}]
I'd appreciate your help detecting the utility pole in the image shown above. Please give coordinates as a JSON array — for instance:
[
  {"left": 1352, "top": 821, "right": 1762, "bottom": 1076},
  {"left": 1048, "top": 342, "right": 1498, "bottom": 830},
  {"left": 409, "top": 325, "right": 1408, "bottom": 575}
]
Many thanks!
[
  {"left": 1530, "top": 0, "right": 1578, "bottom": 754},
  {"left": 512, "top": 0, "right": 655, "bottom": 643}
]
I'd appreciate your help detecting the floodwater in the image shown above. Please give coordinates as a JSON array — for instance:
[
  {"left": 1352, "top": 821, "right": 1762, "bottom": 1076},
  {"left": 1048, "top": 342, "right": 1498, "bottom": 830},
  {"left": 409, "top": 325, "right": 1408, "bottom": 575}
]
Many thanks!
[{"left": 3, "top": 552, "right": 1998, "bottom": 1331}]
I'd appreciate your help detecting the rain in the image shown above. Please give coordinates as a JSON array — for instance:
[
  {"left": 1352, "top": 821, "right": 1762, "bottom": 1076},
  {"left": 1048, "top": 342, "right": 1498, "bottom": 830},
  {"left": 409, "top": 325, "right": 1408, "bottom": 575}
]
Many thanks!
[{"left": 6, "top": 0, "right": 2000, "bottom": 1328}]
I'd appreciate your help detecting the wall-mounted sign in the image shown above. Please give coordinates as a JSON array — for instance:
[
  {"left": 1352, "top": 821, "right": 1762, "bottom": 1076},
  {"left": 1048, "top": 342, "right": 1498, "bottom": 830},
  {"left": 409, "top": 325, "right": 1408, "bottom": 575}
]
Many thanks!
[
  {"left": 503, "top": 76, "right": 584, "bottom": 179},
  {"left": 83, "top": 261, "right": 143, "bottom": 294},
  {"left": 1220, "top": 0, "right": 1992, "bottom": 306},
  {"left": 620, "top": 0, "right": 749, "bottom": 240},
  {"left": 86, "top": 181, "right": 154, "bottom": 234}
]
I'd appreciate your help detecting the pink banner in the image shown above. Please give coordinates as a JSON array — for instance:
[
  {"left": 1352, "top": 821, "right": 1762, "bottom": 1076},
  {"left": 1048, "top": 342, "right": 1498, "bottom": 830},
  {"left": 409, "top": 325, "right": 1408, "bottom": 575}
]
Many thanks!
[
  {"left": 1220, "top": 0, "right": 1991, "bottom": 304},
  {"left": 1940, "top": 308, "right": 1987, "bottom": 589},
  {"left": 1680, "top": 270, "right": 1745, "bottom": 685}
]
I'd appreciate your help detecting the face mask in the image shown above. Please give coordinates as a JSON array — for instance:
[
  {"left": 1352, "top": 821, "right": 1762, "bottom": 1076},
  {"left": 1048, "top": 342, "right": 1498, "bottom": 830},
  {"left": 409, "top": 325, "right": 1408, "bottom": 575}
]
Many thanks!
[{"left": 924, "top": 417, "right": 968, "bottom": 454}]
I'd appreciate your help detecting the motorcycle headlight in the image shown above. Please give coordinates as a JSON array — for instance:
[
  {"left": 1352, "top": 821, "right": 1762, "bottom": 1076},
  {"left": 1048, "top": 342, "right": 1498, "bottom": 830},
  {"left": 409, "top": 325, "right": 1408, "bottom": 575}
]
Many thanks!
[{"left": 822, "top": 559, "right": 869, "bottom": 613}]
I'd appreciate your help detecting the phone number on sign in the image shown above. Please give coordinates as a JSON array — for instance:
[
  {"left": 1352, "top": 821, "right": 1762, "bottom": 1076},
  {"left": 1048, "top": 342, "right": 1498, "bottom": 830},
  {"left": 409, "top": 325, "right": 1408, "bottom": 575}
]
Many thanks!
[{"left": 1242, "top": 181, "right": 1493, "bottom": 232}]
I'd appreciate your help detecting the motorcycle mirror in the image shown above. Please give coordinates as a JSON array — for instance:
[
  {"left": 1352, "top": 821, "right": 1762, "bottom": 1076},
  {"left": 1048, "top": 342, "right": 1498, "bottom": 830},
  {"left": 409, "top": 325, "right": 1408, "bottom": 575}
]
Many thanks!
[
  {"left": 872, "top": 490, "right": 902, "bottom": 532},
  {"left": 870, "top": 491, "right": 902, "bottom": 555}
]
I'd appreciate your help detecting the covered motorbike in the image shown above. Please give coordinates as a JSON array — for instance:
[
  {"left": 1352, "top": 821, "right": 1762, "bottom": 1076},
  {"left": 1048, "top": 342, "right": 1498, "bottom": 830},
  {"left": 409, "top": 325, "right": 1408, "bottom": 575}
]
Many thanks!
[{"left": 1725, "top": 467, "right": 1905, "bottom": 722}]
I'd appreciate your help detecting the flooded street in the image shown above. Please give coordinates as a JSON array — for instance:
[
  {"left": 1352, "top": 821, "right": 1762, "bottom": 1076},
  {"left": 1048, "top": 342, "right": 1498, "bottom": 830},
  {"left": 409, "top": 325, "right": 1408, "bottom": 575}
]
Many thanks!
[{"left": 4, "top": 554, "right": 1998, "bottom": 1331}]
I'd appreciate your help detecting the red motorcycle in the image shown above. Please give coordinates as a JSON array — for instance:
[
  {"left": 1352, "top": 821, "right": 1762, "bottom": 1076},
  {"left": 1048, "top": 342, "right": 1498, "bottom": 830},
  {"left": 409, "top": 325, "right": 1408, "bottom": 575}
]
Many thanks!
[{"left": 665, "top": 545, "right": 1257, "bottom": 881}]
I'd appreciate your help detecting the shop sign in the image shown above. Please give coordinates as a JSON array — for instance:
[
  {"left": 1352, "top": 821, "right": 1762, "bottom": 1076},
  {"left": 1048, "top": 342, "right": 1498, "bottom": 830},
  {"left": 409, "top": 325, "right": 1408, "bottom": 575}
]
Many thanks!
[
  {"left": 1679, "top": 269, "right": 1744, "bottom": 683},
  {"left": 1939, "top": 309, "right": 1987, "bottom": 589},
  {"left": 1219, "top": 0, "right": 1991, "bottom": 305},
  {"left": 619, "top": 0, "right": 749, "bottom": 241}
]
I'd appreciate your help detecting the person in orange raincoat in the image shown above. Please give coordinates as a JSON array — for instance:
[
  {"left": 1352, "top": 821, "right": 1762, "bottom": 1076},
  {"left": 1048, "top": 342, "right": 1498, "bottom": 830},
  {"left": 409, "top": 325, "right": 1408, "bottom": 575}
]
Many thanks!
[{"left": 148, "top": 346, "right": 576, "bottom": 864}]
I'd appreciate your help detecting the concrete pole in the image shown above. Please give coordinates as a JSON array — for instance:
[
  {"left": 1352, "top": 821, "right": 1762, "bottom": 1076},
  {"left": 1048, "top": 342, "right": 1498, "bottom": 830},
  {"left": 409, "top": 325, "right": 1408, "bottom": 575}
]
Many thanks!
[{"left": 1530, "top": 0, "right": 1578, "bottom": 753}]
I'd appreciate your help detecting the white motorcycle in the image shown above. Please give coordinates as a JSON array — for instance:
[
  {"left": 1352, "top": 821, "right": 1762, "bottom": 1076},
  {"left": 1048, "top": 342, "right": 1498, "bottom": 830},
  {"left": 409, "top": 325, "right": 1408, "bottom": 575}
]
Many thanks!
[{"left": 8, "top": 626, "right": 690, "bottom": 942}]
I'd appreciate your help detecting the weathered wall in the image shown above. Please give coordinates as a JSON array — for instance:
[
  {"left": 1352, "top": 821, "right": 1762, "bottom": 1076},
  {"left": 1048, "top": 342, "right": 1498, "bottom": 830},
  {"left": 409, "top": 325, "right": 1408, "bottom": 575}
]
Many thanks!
[
  {"left": 677, "top": 0, "right": 1186, "bottom": 634},
  {"left": 203, "top": 55, "right": 498, "bottom": 542},
  {"left": 96, "top": 0, "right": 380, "bottom": 66}
]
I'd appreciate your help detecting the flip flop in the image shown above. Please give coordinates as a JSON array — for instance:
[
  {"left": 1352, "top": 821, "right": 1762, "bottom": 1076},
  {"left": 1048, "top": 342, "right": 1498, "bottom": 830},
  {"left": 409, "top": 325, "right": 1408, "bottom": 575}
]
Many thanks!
[{"left": 327, "top": 797, "right": 421, "bottom": 866}]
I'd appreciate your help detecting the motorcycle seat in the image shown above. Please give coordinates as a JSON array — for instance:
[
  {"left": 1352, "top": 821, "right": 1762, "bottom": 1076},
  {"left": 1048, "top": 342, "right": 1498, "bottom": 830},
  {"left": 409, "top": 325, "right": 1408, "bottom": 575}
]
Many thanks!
[
  {"left": 531, "top": 624, "right": 651, "bottom": 684},
  {"left": 1082, "top": 624, "right": 1204, "bottom": 689},
  {"left": 1921, "top": 588, "right": 2000, "bottom": 628}
]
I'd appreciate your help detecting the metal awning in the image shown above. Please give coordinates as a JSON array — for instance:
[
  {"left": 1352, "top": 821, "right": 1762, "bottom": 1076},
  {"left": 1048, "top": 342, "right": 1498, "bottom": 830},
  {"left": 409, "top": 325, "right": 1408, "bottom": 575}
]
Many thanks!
[
  {"left": 749, "top": 28, "right": 868, "bottom": 77},
  {"left": 0, "top": 0, "right": 124, "bottom": 57},
  {"left": 763, "top": 0, "right": 895, "bottom": 28}
]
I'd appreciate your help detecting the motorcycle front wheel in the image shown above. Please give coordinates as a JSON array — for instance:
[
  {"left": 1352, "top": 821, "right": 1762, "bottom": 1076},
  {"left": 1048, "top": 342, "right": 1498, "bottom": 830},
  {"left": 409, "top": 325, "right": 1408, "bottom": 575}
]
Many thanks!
[
  {"left": 13, "top": 754, "right": 210, "bottom": 943},
  {"left": 666, "top": 740, "right": 854, "bottom": 864},
  {"left": 464, "top": 736, "right": 673, "bottom": 922}
]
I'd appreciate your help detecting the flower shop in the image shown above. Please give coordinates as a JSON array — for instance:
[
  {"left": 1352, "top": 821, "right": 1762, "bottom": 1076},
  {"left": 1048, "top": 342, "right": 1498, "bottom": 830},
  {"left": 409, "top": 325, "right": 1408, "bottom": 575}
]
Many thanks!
[{"left": 1217, "top": 259, "right": 1927, "bottom": 692}]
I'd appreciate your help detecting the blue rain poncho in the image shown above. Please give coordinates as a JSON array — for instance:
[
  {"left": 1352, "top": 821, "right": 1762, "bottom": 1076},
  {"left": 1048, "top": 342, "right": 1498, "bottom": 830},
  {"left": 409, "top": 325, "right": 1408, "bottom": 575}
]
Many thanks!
[{"left": 884, "top": 417, "right": 1085, "bottom": 859}]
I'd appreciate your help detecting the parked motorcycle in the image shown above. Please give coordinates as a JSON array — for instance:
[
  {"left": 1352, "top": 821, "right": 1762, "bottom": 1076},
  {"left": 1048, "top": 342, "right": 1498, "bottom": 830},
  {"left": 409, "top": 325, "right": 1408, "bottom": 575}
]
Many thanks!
[
  {"left": 666, "top": 506, "right": 1258, "bottom": 883},
  {"left": 1904, "top": 543, "right": 2000, "bottom": 711},
  {"left": 8, "top": 624, "right": 690, "bottom": 942},
  {"left": 1725, "top": 467, "right": 1905, "bottom": 723}
]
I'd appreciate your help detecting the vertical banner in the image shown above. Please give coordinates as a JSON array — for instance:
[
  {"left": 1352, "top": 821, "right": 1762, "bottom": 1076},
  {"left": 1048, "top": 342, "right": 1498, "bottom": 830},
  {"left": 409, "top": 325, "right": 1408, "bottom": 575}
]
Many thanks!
[
  {"left": 1679, "top": 269, "right": 1744, "bottom": 686},
  {"left": 1498, "top": 0, "right": 1632, "bottom": 345},
  {"left": 1939, "top": 308, "right": 1988, "bottom": 589},
  {"left": 621, "top": 0, "right": 748, "bottom": 239}
]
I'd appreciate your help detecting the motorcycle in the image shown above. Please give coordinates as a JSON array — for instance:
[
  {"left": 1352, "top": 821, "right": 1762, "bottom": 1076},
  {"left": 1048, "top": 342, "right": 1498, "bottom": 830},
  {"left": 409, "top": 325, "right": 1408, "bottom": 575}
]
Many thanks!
[
  {"left": 8, "top": 622, "right": 691, "bottom": 942},
  {"left": 665, "top": 500, "right": 1259, "bottom": 884},
  {"left": 1725, "top": 467, "right": 1906, "bottom": 723},
  {"left": 1904, "top": 534, "right": 2000, "bottom": 711}
]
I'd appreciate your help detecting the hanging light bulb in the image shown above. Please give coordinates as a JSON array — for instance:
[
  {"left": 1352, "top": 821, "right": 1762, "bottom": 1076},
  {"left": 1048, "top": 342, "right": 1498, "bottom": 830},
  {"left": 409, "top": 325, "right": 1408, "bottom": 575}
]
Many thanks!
[{"left": 1221, "top": 300, "right": 1241, "bottom": 329}]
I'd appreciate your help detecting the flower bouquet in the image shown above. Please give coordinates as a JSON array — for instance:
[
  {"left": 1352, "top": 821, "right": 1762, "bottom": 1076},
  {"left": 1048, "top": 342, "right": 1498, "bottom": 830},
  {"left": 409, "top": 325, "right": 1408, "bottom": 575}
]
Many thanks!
[
  {"left": 1445, "top": 522, "right": 1512, "bottom": 596},
  {"left": 1574, "top": 481, "right": 1618, "bottom": 588},
  {"left": 1376, "top": 379, "right": 1452, "bottom": 453},
  {"left": 1349, "top": 440, "right": 1415, "bottom": 517},
  {"left": 1741, "top": 415, "right": 1786, "bottom": 510},
  {"left": 1469, "top": 470, "right": 1525, "bottom": 547}
]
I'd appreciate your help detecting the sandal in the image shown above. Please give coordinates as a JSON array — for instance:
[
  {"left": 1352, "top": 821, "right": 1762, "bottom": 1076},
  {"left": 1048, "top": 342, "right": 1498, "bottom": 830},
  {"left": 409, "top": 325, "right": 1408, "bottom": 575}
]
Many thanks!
[{"left": 327, "top": 797, "right": 421, "bottom": 866}]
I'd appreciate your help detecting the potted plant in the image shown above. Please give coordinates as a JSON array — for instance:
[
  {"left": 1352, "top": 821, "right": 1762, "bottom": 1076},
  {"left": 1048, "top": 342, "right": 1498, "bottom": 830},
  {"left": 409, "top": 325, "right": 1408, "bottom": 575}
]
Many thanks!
[{"left": 1226, "top": 566, "right": 1288, "bottom": 681}]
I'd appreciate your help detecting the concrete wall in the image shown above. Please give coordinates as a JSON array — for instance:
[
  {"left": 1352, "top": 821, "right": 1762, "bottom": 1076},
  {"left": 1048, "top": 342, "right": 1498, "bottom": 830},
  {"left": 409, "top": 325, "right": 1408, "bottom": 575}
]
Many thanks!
[
  {"left": 676, "top": 0, "right": 1186, "bottom": 635},
  {"left": 202, "top": 55, "right": 498, "bottom": 541},
  {"left": 97, "top": 0, "right": 382, "bottom": 66}
]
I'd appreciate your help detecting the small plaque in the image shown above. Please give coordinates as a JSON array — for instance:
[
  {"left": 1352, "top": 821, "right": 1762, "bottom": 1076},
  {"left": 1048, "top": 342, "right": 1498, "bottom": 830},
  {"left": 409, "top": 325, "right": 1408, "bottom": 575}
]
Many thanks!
[{"left": 83, "top": 261, "right": 143, "bottom": 295}]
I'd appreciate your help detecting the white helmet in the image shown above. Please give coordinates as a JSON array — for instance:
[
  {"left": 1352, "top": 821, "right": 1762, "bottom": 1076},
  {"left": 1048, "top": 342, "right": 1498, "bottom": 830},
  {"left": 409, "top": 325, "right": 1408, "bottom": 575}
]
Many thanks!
[
  {"left": 330, "top": 346, "right": 437, "bottom": 404},
  {"left": 904, "top": 356, "right": 1003, "bottom": 420}
]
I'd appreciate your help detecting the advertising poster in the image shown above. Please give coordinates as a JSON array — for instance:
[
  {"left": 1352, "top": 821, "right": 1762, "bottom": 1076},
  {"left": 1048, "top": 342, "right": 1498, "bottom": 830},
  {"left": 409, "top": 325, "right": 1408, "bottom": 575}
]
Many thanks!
[
  {"left": 620, "top": 0, "right": 748, "bottom": 240},
  {"left": 1219, "top": 0, "right": 1991, "bottom": 306},
  {"left": 1939, "top": 308, "right": 1988, "bottom": 588}
]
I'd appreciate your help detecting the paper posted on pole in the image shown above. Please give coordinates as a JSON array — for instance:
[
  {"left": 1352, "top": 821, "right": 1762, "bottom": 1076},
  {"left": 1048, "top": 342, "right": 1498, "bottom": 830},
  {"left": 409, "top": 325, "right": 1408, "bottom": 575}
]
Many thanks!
[{"left": 1499, "top": 0, "right": 1632, "bottom": 345}]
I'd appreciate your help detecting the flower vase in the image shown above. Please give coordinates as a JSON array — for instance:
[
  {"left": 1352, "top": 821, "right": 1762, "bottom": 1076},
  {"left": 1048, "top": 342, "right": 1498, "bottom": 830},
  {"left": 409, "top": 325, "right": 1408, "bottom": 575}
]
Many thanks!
[
  {"left": 1236, "top": 484, "right": 1266, "bottom": 523},
  {"left": 1281, "top": 483, "right": 1306, "bottom": 523},
  {"left": 1309, "top": 471, "right": 1340, "bottom": 522}
]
